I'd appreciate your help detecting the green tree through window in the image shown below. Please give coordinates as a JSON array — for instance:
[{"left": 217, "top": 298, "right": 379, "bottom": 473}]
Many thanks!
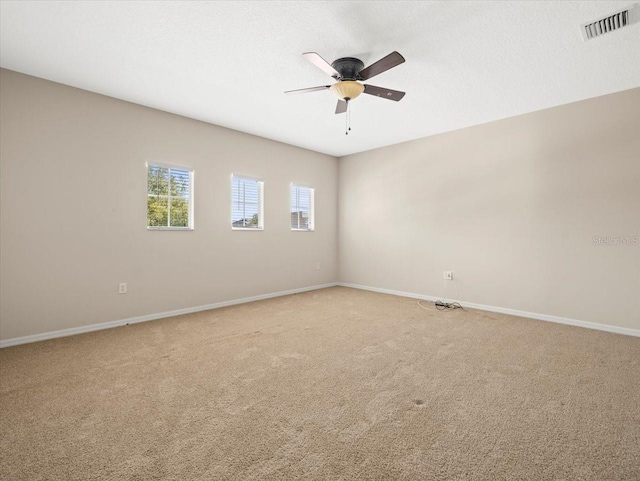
[{"left": 147, "top": 164, "right": 193, "bottom": 228}]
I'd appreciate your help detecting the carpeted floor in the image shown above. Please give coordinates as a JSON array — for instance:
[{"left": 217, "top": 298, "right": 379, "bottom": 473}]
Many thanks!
[{"left": 1, "top": 287, "right": 639, "bottom": 480}]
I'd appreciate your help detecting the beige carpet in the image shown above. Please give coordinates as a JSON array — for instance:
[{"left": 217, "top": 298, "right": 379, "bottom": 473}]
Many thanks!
[{"left": 1, "top": 287, "right": 639, "bottom": 481}]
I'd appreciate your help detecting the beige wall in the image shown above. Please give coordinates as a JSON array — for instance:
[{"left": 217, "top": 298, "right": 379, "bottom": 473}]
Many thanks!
[
  {"left": 0, "top": 69, "right": 338, "bottom": 340},
  {"left": 2, "top": 69, "right": 638, "bottom": 342},
  {"left": 339, "top": 88, "right": 640, "bottom": 330}
]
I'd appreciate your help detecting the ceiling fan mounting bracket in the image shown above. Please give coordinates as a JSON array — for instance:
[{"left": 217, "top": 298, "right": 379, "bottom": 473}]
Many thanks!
[{"left": 331, "top": 57, "right": 365, "bottom": 81}]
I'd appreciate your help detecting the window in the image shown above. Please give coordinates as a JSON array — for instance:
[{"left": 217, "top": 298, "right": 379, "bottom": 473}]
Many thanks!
[
  {"left": 231, "top": 175, "right": 264, "bottom": 230},
  {"left": 290, "top": 184, "right": 314, "bottom": 231},
  {"left": 147, "top": 163, "right": 194, "bottom": 229}
]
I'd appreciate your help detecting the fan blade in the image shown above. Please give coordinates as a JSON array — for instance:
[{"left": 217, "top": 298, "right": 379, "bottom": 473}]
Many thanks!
[
  {"left": 303, "top": 52, "right": 340, "bottom": 78},
  {"left": 335, "top": 100, "right": 348, "bottom": 114},
  {"left": 358, "top": 51, "right": 405, "bottom": 80},
  {"left": 363, "top": 84, "right": 406, "bottom": 102},
  {"left": 285, "top": 85, "right": 331, "bottom": 95}
]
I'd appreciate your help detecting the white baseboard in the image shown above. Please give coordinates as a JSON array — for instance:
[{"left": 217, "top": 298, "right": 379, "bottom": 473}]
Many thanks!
[
  {"left": 338, "top": 282, "right": 640, "bottom": 338},
  {"left": 3, "top": 281, "right": 637, "bottom": 347},
  {"left": 0, "top": 283, "right": 339, "bottom": 348}
]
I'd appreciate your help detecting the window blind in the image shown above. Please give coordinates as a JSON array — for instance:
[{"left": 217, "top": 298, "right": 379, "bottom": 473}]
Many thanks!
[
  {"left": 290, "top": 184, "right": 314, "bottom": 231},
  {"left": 232, "top": 175, "right": 264, "bottom": 229}
]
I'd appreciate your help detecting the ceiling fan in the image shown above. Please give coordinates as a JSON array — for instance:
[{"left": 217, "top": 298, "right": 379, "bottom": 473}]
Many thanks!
[{"left": 285, "top": 51, "right": 406, "bottom": 115}]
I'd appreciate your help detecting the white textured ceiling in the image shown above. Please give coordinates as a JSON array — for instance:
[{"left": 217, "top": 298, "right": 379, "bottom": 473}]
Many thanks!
[{"left": 1, "top": 1, "right": 639, "bottom": 157}]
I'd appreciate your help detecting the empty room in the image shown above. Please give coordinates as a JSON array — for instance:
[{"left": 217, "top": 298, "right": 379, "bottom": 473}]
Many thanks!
[{"left": 1, "top": 1, "right": 639, "bottom": 480}]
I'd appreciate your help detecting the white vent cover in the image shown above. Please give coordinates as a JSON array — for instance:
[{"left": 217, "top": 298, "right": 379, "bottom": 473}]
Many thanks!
[{"left": 582, "top": 4, "right": 639, "bottom": 40}]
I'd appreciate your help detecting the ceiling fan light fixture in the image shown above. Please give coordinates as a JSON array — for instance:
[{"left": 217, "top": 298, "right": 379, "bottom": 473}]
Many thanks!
[{"left": 330, "top": 81, "right": 364, "bottom": 100}]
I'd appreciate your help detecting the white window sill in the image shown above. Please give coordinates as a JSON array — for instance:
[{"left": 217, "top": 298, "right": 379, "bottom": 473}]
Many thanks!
[
  {"left": 147, "top": 227, "right": 194, "bottom": 231},
  {"left": 291, "top": 228, "right": 315, "bottom": 232},
  {"left": 232, "top": 227, "right": 264, "bottom": 231}
]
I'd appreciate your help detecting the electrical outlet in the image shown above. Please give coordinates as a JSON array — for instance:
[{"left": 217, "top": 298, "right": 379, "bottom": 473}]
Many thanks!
[
  {"left": 443, "top": 271, "right": 453, "bottom": 280},
  {"left": 316, "top": 262, "right": 321, "bottom": 270},
  {"left": 119, "top": 282, "right": 127, "bottom": 294}
]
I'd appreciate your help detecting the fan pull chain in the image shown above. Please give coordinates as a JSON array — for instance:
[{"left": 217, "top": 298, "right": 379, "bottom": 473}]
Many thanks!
[
  {"left": 345, "top": 100, "right": 348, "bottom": 135},
  {"left": 345, "top": 100, "right": 352, "bottom": 135}
]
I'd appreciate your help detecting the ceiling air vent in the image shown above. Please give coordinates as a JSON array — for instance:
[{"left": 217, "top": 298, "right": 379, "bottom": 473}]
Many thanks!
[{"left": 581, "top": 4, "right": 639, "bottom": 40}]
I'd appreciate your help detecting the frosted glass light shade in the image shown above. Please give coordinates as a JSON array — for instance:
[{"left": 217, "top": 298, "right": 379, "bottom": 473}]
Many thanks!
[{"left": 330, "top": 81, "right": 365, "bottom": 100}]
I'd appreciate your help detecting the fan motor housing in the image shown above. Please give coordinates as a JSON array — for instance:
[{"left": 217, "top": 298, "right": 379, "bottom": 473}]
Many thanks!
[{"left": 331, "top": 57, "right": 365, "bottom": 80}]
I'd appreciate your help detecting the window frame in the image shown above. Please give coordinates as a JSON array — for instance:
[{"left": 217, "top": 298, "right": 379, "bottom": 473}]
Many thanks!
[
  {"left": 231, "top": 174, "right": 265, "bottom": 231},
  {"left": 146, "top": 162, "right": 194, "bottom": 231},
  {"left": 290, "top": 183, "right": 315, "bottom": 232}
]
